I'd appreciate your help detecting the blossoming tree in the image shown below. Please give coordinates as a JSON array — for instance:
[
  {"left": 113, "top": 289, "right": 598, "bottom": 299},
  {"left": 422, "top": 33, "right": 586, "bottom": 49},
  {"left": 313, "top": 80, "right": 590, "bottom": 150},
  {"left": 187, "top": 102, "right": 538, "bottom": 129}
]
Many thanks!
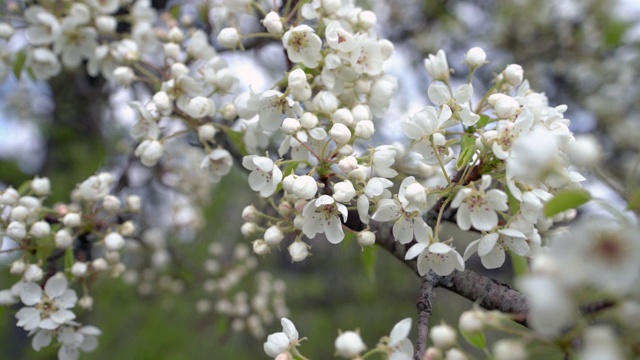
[{"left": 0, "top": 0, "right": 638, "bottom": 359}]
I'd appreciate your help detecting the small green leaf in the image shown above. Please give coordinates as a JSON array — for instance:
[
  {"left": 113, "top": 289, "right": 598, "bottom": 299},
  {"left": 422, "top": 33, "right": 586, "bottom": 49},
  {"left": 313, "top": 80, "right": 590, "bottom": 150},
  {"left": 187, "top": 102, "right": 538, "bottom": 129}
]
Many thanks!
[
  {"left": 221, "top": 127, "right": 248, "bottom": 157},
  {"left": 361, "top": 244, "right": 377, "bottom": 282},
  {"left": 506, "top": 186, "right": 520, "bottom": 215},
  {"left": 456, "top": 135, "right": 477, "bottom": 170},
  {"left": 461, "top": 328, "right": 486, "bottom": 349},
  {"left": 544, "top": 189, "right": 592, "bottom": 217},
  {"left": 65, "top": 246, "right": 75, "bottom": 270},
  {"left": 169, "top": 5, "right": 181, "bottom": 20},
  {"left": 13, "top": 51, "right": 27, "bottom": 80},
  {"left": 627, "top": 188, "right": 640, "bottom": 211},
  {"left": 476, "top": 114, "right": 492, "bottom": 129},
  {"left": 509, "top": 252, "right": 529, "bottom": 277}
]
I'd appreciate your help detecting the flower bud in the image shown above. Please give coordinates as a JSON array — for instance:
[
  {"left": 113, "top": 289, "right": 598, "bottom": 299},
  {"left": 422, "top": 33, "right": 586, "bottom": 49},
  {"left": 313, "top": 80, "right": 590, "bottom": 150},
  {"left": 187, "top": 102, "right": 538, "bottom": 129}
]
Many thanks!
[
  {"left": 171, "top": 62, "right": 189, "bottom": 77},
  {"left": 332, "top": 108, "right": 355, "bottom": 126},
  {"left": 355, "top": 120, "right": 375, "bottom": 139},
  {"left": 0, "top": 187, "right": 19, "bottom": 206},
  {"left": 79, "top": 295, "right": 94, "bottom": 309},
  {"left": 464, "top": 47, "right": 487, "bottom": 69},
  {"left": 0, "top": 23, "right": 14, "bottom": 38},
  {"left": 282, "top": 117, "right": 301, "bottom": 135},
  {"left": 503, "top": 64, "right": 524, "bottom": 86},
  {"left": 322, "top": 0, "right": 341, "bottom": 13},
  {"left": 358, "top": 10, "right": 377, "bottom": 29},
  {"left": 31, "top": 177, "right": 50, "bottom": 195},
  {"left": 278, "top": 202, "right": 292, "bottom": 216},
  {"left": 168, "top": 27, "right": 185, "bottom": 43},
  {"left": 313, "top": 91, "right": 339, "bottom": 113},
  {"left": 445, "top": 349, "right": 468, "bottom": 360},
  {"left": 352, "top": 104, "right": 372, "bottom": 122},
  {"left": 10, "top": 260, "right": 25, "bottom": 275},
  {"left": 7, "top": 221, "right": 26, "bottom": 241},
  {"left": 217, "top": 27, "right": 240, "bottom": 48},
  {"left": 92, "top": 258, "right": 109, "bottom": 271},
  {"left": 300, "top": 112, "right": 318, "bottom": 129},
  {"left": 330, "top": 123, "right": 352, "bottom": 144},
  {"left": 241, "top": 222, "right": 257, "bottom": 237},
  {"left": 55, "top": 229, "right": 73, "bottom": 249},
  {"left": 253, "top": 239, "right": 270, "bottom": 255},
  {"left": 379, "top": 39, "right": 394, "bottom": 59},
  {"left": 493, "top": 339, "right": 526, "bottom": 360},
  {"left": 29, "top": 221, "right": 51, "bottom": 238},
  {"left": 95, "top": 15, "right": 116, "bottom": 33},
  {"left": 71, "top": 262, "right": 88, "bottom": 277},
  {"left": 288, "top": 241, "right": 309, "bottom": 262},
  {"left": 62, "top": 212, "right": 81, "bottom": 228},
  {"left": 567, "top": 134, "right": 602, "bottom": 168},
  {"left": 335, "top": 331, "right": 366, "bottom": 358},
  {"left": 263, "top": 12, "right": 283, "bottom": 35},
  {"left": 198, "top": 124, "right": 217, "bottom": 143},
  {"left": 242, "top": 205, "right": 258, "bottom": 222},
  {"left": 459, "top": 310, "right": 485, "bottom": 333},
  {"left": 430, "top": 324, "right": 457, "bottom": 349},
  {"left": 127, "top": 195, "right": 142, "bottom": 212},
  {"left": 292, "top": 175, "right": 318, "bottom": 200},
  {"left": 424, "top": 50, "right": 449, "bottom": 81},
  {"left": 24, "top": 264, "right": 43, "bottom": 282},
  {"left": 11, "top": 206, "right": 28, "bottom": 222},
  {"left": 488, "top": 94, "right": 519, "bottom": 119},
  {"left": 105, "top": 232, "right": 125, "bottom": 251},
  {"left": 113, "top": 66, "right": 135, "bottom": 86},
  {"left": 264, "top": 226, "right": 284, "bottom": 246},
  {"left": 221, "top": 103, "right": 237, "bottom": 121},
  {"left": 426, "top": 347, "right": 443, "bottom": 360},
  {"left": 103, "top": 195, "right": 121, "bottom": 213},
  {"left": 153, "top": 91, "right": 172, "bottom": 114},
  {"left": 135, "top": 140, "right": 164, "bottom": 167},
  {"left": 357, "top": 230, "right": 375, "bottom": 247},
  {"left": 338, "top": 155, "right": 358, "bottom": 174},
  {"left": 333, "top": 181, "right": 356, "bottom": 203},
  {"left": 120, "top": 220, "right": 136, "bottom": 236},
  {"left": 185, "top": 96, "right": 216, "bottom": 119},
  {"left": 163, "top": 43, "right": 181, "bottom": 60}
]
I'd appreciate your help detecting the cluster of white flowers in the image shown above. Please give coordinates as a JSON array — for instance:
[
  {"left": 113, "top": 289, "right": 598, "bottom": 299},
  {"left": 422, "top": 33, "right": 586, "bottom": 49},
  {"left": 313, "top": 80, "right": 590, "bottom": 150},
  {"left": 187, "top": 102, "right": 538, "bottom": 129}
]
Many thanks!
[{"left": 263, "top": 317, "right": 413, "bottom": 360}]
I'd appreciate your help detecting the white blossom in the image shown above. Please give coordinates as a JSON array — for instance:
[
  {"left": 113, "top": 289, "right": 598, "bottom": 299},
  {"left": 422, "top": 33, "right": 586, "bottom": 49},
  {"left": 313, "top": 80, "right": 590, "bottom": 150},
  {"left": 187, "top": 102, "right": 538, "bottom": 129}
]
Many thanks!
[
  {"left": 424, "top": 50, "right": 450, "bottom": 81},
  {"left": 264, "top": 318, "right": 300, "bottom": 357},
  {"left": 16, "top": 274, "right": 77, "bottom": 331},
  {"left": 242, "top": 156, "right": 282, "bottom": 197},
  {"left": 451, "top": 175, "right": 508, "bottom": 232},
  {"left": 302, "top": 195, "right": 348, "bottom": 244},
  {"left": 335, "top": 331, "right": 366, "bottom": 358},
  {"left": 200, "top": 149, "right": 233, "bottom": 182},
  {"left": 282, "top": 25, "right": 323, "bottom": 68}
]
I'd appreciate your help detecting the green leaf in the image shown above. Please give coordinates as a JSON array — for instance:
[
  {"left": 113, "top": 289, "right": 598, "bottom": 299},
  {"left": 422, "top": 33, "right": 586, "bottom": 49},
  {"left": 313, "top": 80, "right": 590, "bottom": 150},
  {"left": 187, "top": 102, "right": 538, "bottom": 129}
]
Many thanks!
[
  {"left": 456, "top": 135, "right": 477, "bottom": 170},
  {"left": 509, "top": 251, "right": 529, "bottom": 277},
  {"left": 506, "top": 186, "right": 520, "bottom": 215},
  {"left": 544, "top": 189, "right": 592, "bottom": 217},
  {"left": 361, "top": 244, "right": 377, "bottom": 282},
  {"left": 65, "top": 246, "right": 75, "bottom": 270},
  {"left": 221, "top": 127, "right": 248, "bottom": 157},
  {"left": 476, "top": 114, "right": 492, "bottom": 129},
  {"left": 460, "top": 328, "right": 486, "bottom": 349},
  {"left": 13, "top": 51, "right": 27, "bottom": 80},
  {"left": 169, "top": 5, "right": 181, "bottom": 20},
  {"left": 627, "top": 188, "right": 640, "bottom": 211}
]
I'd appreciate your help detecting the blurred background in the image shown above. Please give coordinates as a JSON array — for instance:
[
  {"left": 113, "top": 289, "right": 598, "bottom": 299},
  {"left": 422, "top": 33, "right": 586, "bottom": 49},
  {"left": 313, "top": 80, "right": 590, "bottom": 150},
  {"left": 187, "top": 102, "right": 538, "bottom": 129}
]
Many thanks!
[{"left": 0, "top": 0, "right": 638, "bottom": 358}]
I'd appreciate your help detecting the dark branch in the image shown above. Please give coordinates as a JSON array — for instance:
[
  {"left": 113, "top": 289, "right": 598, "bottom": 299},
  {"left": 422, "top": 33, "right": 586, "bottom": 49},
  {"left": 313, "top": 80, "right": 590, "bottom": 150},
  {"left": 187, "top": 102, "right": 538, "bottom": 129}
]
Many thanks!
[{"left": 415, "top": 275, "right": 436, "bottom": 360}]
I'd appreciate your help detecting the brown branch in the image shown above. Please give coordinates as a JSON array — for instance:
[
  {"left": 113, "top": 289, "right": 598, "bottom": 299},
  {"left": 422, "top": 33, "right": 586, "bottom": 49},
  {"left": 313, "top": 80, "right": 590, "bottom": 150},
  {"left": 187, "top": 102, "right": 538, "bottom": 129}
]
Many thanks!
[
  {"left": 354, "top": 211, "right": 531, "bottom": 320},
  {"left": 415, "top": 275, "right": 436, "bottom": 360}
]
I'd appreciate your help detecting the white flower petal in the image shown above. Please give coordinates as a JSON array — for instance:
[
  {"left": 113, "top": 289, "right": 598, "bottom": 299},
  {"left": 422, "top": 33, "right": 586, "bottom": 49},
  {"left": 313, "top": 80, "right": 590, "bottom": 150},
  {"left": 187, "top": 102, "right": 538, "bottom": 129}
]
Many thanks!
[
  {"left": 20, "top": 282, "right": 42, "bottom": 306},
  {"left": 405, "top": 242, "right": 428, "bottom": 260},
  {"left": 389, "top": 318, "right": 412, "bottom": 346}
]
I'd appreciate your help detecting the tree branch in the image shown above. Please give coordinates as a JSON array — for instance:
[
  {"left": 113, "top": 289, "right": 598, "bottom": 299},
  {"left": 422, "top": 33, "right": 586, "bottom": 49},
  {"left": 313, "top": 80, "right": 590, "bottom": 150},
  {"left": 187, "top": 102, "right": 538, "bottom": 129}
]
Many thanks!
[
  {"left": 351, "top": 211, "right": 530, "bottom": 320},
  {"left": 415, "top": 275, "right": 436, "bottom": 360}
]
